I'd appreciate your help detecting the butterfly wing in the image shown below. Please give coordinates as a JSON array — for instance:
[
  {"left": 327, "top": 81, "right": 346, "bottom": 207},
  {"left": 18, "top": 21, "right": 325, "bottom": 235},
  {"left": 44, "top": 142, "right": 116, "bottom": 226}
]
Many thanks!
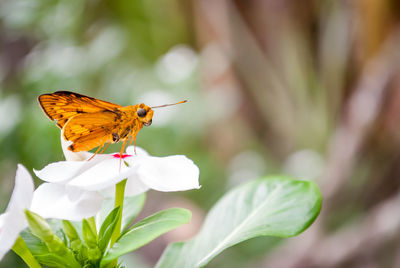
[
  {"left": 62, "top": 111, "right": 121, "bottom": 152},
  {"left": 38, "top": 91, "right": 122, "bottom": 128}
]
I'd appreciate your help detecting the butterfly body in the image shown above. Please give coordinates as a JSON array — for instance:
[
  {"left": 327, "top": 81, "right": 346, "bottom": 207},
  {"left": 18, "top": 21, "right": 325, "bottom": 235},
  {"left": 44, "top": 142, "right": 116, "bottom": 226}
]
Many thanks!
[{"left": 38, "top": 91, "right": 154, "bottom": 154}]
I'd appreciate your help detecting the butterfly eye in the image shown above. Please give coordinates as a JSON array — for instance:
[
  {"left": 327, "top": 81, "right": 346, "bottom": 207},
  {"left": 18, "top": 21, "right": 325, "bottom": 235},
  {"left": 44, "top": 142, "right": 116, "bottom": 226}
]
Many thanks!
[{"left": 137, "top": 108, "right": 147, "bottom": 118}]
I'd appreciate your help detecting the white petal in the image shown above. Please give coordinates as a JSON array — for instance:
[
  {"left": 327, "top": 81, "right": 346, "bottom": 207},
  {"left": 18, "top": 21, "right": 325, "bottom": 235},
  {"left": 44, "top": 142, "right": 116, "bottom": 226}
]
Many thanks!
[
  {"left": 126, "top": 146, "right": 149, "bottom": 157},
  {"left": 101, "top": 178, "right": 149, "bottom": 197},
  {"left": 7, "top": 164, "right": 34, "bottom": 212},
  {"left": 61, "top": 134, "right": 92, "bottom": 161},
  {"left": 34, "top": 161, "right": 89, "bottom": 183},
  {"left": 136, "top": 155, "right": 200, "bottom": 192},
  {"left": 99, "top": 186, "right": 115, "bottom": 197},
  {"left": 0, "top": 165, "right": 33, "bottom": 260},
  {"left": 125, "top": 174, "right": 150, "bottom": 196},
  {"left": 0, "top": 211, "right": 27, "bottom": 260},
  {"left": 34, "top": 155, "right": 110, "bottom": 184},
  {"left": 67, "top": 158, "right": 137, "bottom": 191},
  {"left": 0, "top": 213, "right": 6, "bottom": 227},
  {"left": 30, "top": 183, "right": 104, "bottom": 221}
]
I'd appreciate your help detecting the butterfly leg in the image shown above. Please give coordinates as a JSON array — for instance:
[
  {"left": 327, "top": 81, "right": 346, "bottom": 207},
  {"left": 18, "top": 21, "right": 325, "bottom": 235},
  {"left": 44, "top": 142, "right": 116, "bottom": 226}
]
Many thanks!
[
  {"left": 118, "top": 138, "right": 130, "bottom": 170},
  {"left": 134, "top": 137, "right": 136, "bottom": 155},
  {"left": 127, "top": 135, "right": 137, "bottom": 155},
  {"left": 119, "top": 138, "right": 128, "bottom": 157},
  {"left": 99, "top": 142, "right": 110, "bottom": 154},
  {"left": 88, "top": 144, "right": 105, "bottom": 161}
]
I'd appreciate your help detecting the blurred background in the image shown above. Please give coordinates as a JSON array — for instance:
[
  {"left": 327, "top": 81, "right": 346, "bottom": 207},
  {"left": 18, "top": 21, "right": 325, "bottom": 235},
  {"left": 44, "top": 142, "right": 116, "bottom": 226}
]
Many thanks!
[{"left": 1, "top": 0, "right": 400, "bottom": 267}]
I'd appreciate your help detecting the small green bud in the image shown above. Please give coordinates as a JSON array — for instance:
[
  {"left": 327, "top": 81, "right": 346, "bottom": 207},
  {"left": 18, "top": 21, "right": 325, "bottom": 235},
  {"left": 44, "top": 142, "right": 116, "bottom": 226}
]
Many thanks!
[
  {"left": 87, "top": 217, "right": 97, "bottom": 237},
  {"left": 62, "top": 220, "right": 80, "bottom": 241},
  {"left": 87, "top": 247, "right": 102, "bottom": 261},
  {"left": 24, "top": 210, "right": 69, "bottom": 255},
  {"left": 70, "top": 239, "right": 82, "bottom": 252},
  {"left": 77, "top": 244, "right": 89, "bottom": 262},
  {"left": 25, "top": 210, "right": 54, "bottom": 243},
  {"left": 62, "top": 220, "right": 82, "bottom": 251},
  {"left": 24, "top": 211, "right": 82, "bottom": 268},
  {"left": 82, "top": 219, "right": 97, "bottom": 248}
]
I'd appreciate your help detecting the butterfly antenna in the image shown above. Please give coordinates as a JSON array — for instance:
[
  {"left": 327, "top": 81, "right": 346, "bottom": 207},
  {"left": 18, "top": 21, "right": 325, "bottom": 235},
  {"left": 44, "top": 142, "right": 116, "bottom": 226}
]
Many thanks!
[{"left": 151, "top": 100, "right": 187, "bottom": 109}]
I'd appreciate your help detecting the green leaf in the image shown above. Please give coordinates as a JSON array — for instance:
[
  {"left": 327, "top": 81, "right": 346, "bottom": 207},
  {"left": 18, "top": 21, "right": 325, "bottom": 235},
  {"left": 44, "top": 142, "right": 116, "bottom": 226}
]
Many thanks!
[
  {"left": 21, "top": 229, "right": 49, "bottom": 256},
  {"left": 34, "top": 253, "right": 73, "bottom": 268},
  {"left": 12, "top": 236, "right": 42, "bottom": 268},
  {"left": 98, "top": 206, "right": 121, "bottom": 251},
  {"left": 101, "top": 208, "right": 191, "bottom": 267},
  {"left": 121, "top": 194, "right": 146, "bottom": 232},
  {"left": 96, "top": 194, "right": 146, "bottom": 232},
  {"left": 156, "top": 176, "right": 322, "bottom": 268},
  {"left": 21, "top": 229, "right": 79, "bottom": 268},
  {"left": 24, "top": 211, "right": 81, "bottom": 267}
]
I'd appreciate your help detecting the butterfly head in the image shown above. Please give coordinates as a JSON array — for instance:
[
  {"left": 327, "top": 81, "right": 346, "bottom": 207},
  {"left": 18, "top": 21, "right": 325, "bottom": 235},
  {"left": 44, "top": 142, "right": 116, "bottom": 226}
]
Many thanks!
[{"left": 136, "top": 104, "right": 154, "bottom": 126}]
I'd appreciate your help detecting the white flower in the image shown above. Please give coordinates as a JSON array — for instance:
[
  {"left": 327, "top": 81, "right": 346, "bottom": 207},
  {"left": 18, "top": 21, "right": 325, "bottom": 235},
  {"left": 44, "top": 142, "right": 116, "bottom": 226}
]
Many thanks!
[
  {"left": 30, "top": 138, "right": 104, "bottom": 221},
  {"left": 27, "top": 137, "right": 105, "bottom": 221},
  {"left": 30, "top": 183, "right": 104, "bottom": 221},
  {"left": 34, "top": 138, "right": 200, "bottom": 196},
  {"left": 0, "top": 164, "right": 104, "bottom": 260},
  {"left": 0, "top": 164, "right": 33, "bottom": 260}
]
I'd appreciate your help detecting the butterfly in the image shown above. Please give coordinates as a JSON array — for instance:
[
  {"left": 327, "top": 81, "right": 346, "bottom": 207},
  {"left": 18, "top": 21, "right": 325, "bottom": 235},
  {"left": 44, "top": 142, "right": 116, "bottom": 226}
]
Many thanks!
[{"left": 38, "top": 91, "right": 186, "bottom": 159}]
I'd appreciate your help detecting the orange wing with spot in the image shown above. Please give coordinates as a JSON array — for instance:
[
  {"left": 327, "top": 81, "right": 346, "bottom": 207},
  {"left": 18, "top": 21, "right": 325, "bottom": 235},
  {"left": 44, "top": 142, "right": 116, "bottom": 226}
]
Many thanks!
[
  {"left": 62, "top": 111, "right": 121, "bottom": 152},
  {"left": 38, "top": 91, "right": 122, "bottom": 128}
]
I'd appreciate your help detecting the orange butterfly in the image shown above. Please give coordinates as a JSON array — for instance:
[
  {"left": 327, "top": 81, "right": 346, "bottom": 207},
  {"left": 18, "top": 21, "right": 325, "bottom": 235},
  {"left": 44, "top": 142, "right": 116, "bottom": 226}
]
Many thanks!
[{"left": 38, "top": 91, "right": 186, "bottom": 159}]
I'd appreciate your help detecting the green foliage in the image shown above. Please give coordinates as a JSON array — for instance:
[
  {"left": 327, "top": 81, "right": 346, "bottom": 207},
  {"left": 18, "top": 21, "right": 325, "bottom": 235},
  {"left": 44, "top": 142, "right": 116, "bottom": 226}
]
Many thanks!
[
  {"left": 82, "top": 219, "right": 98, "bottom": 249},
  {"left": 34, "top": 253, "right": 73, "bottom": 268},
  {"left": 62, "top": 220, "right": 80, "bottom": 242},
  {"left": 62, "top": 220, "right": 83, "bottom": 252},
  {"left": 96, "top": 194, "right": 146, "bottom": 233},
  {"left": 20, "top": 200, "right": 192, "bottom": 267},
  {"left": 25, "top": 210, "right": 58, "bottom": 244},
  {"left": 20, "top": 229, "right": 48, "bottom": 256},
  {"left": 101, "top": 208, "right": 192, "bottom": 267},
  {"left": 120, "top": 194, "right": 146, "bottom": 232},
  {"left": 24, "top": 211, "right": 82, "bottom": 267},
  {"left": 156, "top": 176, "right": 322, "bottom": 268},
  {"left": 11, "top": 237, "right": 42, "bottom": 268},
  {"left": 98, "top": 207, "right": 120, "bottom": 252},
  {"left": 18, "top": 175, "right": 322, "bottom": 268}
]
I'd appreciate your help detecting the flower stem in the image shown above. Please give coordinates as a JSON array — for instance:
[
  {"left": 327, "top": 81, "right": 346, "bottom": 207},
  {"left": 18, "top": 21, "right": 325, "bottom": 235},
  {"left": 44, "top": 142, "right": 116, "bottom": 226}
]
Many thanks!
[
  {"left": 109, "top": 179, "right": 127, "bottom": 267},
  {"left": 12, "top": 236, "right": 42, "bottom": 268}
]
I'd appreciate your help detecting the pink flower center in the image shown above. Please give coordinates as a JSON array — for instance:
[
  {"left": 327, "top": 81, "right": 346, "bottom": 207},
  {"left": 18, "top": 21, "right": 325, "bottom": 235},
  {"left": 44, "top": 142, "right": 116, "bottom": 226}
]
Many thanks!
[{"left": 112, "top": 153, "right": 132, "bottom": 159}]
